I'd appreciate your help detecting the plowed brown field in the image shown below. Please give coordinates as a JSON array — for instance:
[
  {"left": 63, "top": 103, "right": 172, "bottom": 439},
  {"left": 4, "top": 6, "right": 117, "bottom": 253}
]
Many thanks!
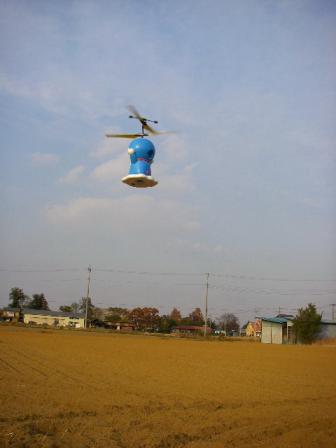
[{"left": 1, "top": 326, "right": 335, "bottom": 447}]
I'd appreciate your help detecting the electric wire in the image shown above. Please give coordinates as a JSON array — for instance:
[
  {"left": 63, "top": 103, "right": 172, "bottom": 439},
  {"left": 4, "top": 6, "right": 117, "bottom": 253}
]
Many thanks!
[{"left": 1, "top": 267, "right": 335, "bottom": 282}]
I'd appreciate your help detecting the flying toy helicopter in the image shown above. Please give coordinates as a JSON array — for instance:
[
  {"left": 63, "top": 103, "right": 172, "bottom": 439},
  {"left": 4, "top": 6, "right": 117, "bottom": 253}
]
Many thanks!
[{"left": 106, "top": 105, "right": 168, "bottom": 188}]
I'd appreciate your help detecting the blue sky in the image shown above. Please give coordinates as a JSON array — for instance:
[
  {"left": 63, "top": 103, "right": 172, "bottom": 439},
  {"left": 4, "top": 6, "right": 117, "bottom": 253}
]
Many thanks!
[{"left": 1, "top": 0, "right": 335, "bottom": 322}]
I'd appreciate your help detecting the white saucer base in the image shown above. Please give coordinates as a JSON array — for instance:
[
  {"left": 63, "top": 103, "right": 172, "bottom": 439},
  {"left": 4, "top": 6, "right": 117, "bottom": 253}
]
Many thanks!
[{"left": 122, "top": 174, "right": 158, "bottom": 188}]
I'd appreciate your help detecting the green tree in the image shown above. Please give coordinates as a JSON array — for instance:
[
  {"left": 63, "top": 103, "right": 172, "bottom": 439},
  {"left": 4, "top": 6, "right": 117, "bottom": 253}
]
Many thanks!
[
  {"left": 105, "top": 307, "right": 129, "bottom": 323},
  {"left": 28, "top": 293, "right": 50, "bottom": 310},
  {"left": 8, "top": 287, "right": 27, "bottom": 308},
  {"left": 79, "top": 297, "right": 95, "bottom": 319},
  {"left": 71, "top": 302, "right": 80, "bottom": 314},
  {"left": 59, "top": 303, "right": 82, "bottom": 314},
  {"left": 59, "top": 305, "right": 73, "bottom": 312},
  {"left": 293, "top": 303, "right": 322, "bottom": 344},
  {"left": 158, "top": 315, "right": 176, "bottom": 333}
]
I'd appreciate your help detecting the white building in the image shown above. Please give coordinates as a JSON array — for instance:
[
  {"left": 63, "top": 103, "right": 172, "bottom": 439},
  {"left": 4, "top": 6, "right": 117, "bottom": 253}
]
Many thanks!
[
  {"left": 23, "top": 309, "right": 85, "bottom": 328},
  {"left": 261, "top": 317, "right": 294, "bottom": 344},
  {"left": 261, "top": 316, "right": 336, "bottom": 344}
]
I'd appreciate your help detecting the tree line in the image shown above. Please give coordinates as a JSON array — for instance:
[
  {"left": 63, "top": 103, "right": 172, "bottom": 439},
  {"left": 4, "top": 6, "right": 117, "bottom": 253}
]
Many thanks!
[
  {"left": 6, "top": 287, "right": 323, "bottom": 343},
  {"left": 7, "top": 287, "right": 240, "bottom": 333},
  {"left": 8, "top": 287, "right": 50, "bottom": 311},
  {"left": 58, "top": 300, "right": 241, "bottom": 333}
]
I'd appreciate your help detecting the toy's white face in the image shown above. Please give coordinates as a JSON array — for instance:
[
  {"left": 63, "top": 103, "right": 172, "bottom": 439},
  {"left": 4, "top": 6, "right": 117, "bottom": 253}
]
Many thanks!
[{"left": 128, "top": 148, "right": 135, "bottom": 155}]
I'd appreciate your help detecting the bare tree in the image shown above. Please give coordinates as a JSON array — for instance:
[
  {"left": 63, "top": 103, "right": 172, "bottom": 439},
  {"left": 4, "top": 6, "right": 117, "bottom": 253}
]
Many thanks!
[{"left": 217, "top": 313, "right": 240, "bottom": 334}]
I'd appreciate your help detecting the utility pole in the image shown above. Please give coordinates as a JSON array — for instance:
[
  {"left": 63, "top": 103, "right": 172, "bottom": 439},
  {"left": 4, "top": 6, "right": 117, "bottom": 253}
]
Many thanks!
[
  {"left": 204, "top": 273, "right": 210, "bottom": 337},
  {"left": 85, "top": 266, "right": 92, "bottom": 329},
  {"left": 331, "top": 304, "right": 336, "bottom": 321}
]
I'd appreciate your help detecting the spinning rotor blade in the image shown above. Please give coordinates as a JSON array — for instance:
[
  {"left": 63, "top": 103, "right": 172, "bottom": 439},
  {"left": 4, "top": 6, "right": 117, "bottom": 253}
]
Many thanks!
[
  {"left": 143, "top": 122, "right": 159, "bottom": 134},
  {"left": 105, "top": 133, "right": 146, "bottom": 138},
  {"left": 127, "top": 105, "right": 143, "bottom": 120},
  {"left": 107, "top": 105, "right": 174, "bottom": 138},
  {"left": 151, "top": 130, "right": 177, "bottom": 135}
]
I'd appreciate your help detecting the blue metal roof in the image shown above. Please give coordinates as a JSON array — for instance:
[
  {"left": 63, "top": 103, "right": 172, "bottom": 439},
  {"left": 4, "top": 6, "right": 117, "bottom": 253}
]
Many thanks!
[
  {"left": 261, "top": 317, "right": 336, "bottom": 325},
  {"left": 261, "top": 317, "right": 291, "bottom": 324},
  {"left": 23, "top": 308, "right": 84, "bottom": 318}
]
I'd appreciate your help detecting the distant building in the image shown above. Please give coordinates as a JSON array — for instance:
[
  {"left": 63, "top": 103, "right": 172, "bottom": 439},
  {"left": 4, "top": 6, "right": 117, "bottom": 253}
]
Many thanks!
[
  {"left": 246, "top": 320, "right": 262, "bottom": 338},
  {"left": 316, "top": 321, "right": 336, "bottom": 340},
  {"left": 104, "top": 322, "right": 135, "bottom": 331},
  {"left": 0, "top": 307, "right": 21, "bottom": 323},
  {"left": 23, "top": 309, "right": 85, "bottom": 328},
  {"left": 261, "top": 316, "right": 294, "bottom": 344},
  {"left": 260, "top": 315, "right": 336, "bottom": 344},
  {"left": 240, "top": 323, "right": 247, "bottom": 337},
  {"left": 172, "top": 325, "right": 212, "bottom": 335}
]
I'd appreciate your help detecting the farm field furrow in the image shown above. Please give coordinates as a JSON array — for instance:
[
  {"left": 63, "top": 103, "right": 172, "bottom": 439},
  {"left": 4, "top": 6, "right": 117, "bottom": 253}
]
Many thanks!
[{"left": 0, "top": 326, "right": 335, "bottom": 448}]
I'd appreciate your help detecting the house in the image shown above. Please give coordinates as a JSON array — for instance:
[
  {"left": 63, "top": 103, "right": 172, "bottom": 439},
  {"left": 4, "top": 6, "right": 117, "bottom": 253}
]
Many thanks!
[
  {"left": 246, "top": 320, "right": 262, "bottom": 337},
  {"left": 240, "top": 323, "right": 247, "bottom": 336},
  {"left": 261, "top": 314, "right": 336, "bottom": 344},
  {"left": 261, "top": 316, "right": 294, "bottom": 344},
  {"left": 316, "top": 320, "right": 336, "bottom": 340},
  {"left": 172, "top": 325, "right": 212, "bottom": 335},
  {"left": 104, "top": 322, "right": 135, "bottom": 331},
  {"left": 23, "top": 309, "right": 85, "bottom": 328},
  {"left": 0, "top": 307, "right": 21, "bottom": 323}
]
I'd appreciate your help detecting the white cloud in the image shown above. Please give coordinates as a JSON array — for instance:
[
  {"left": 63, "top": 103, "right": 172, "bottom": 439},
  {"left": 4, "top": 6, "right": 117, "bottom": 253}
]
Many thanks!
[
  {"left": 90, "top": 153, "right": 129, "bottom": 182},
  {"left": 45, "top": 195, "right": 200, "bottom": 234},
  {"left": 156, "top": 163, "right": 196, "bottom": 194},
  {"left": 158, "top": 135, "right": 188, "bottom": 162},
  {"left": 59, "top": 165, "right": 85, "bottom": 184},
  {"left": 91, "top": 138, "right": 126, "bottom": 159},
  {"left": 31, "top": 152, "right": 60, "bottom": 165}
]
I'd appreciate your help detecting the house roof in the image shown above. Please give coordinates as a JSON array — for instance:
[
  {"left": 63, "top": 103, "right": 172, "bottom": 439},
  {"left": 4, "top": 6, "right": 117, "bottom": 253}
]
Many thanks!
[
  {"left": 261, "top": 316, "right": 336, "bottom": 325},
  {"left": 23, "top": 308, "right": 85, "bottom": 318},
  {"left": 247, "top": 320, "right": 262, "bottom": 331},
  {"left": 2, "top": 307, "right": 21, "bottom": 312},
  {"left": 260, "top": 317, "right": 291, "bottom": 324},
  {"left": 256, "top": 320, "right": 262, "bottom": 331}
]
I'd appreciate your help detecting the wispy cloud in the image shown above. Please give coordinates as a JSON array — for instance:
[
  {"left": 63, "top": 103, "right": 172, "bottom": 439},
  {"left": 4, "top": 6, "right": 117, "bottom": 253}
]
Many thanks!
[
  {"left": 45, "top": 195, "right": 200, "bottom": 234},
  {"left": 31, "top": 152, "right": 60, "bottom": 165},
  {"left": 155, "top": 163, "right": 196, "bottom": 194},
  {"left": 90, "top": 153, "right": 128, "bottom": 182},
  {"left": 90, "top": 138, "right": 126, "bottom": 159},
  {"left": 59, "top": 165, "right": 85, "bottom": 184}
]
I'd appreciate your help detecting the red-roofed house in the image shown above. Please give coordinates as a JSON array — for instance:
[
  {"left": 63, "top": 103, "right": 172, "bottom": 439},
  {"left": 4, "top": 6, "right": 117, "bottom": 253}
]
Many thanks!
[{"left": 246, "top": 320, "right": 261, "bottom": 337}]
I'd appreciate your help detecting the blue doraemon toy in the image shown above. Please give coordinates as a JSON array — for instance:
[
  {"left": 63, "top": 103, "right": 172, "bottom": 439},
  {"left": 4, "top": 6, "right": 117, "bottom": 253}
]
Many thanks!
[{"left": 122, "top": 137, "right": 158, "bottom": 188}]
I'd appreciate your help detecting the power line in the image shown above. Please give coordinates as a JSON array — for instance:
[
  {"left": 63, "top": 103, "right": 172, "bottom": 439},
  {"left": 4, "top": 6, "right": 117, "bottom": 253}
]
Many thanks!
[
  {"left": 1, "top": 267, "right": 335, "bottom": 282},
  {"left": 0, "top": 268, "right": 81, "bottom": 273}
]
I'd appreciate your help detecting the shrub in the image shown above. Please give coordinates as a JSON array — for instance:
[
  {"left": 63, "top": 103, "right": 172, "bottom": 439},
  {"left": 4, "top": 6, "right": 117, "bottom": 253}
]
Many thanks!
[{"left": 293, "top": 303, "right": 322, "bottom": 344}]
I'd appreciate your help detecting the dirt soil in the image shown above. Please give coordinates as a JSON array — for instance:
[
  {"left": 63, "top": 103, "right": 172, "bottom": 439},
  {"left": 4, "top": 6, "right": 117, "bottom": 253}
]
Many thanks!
[{"left": 0, "top": 326, "right": 335, "bottom": 447}]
